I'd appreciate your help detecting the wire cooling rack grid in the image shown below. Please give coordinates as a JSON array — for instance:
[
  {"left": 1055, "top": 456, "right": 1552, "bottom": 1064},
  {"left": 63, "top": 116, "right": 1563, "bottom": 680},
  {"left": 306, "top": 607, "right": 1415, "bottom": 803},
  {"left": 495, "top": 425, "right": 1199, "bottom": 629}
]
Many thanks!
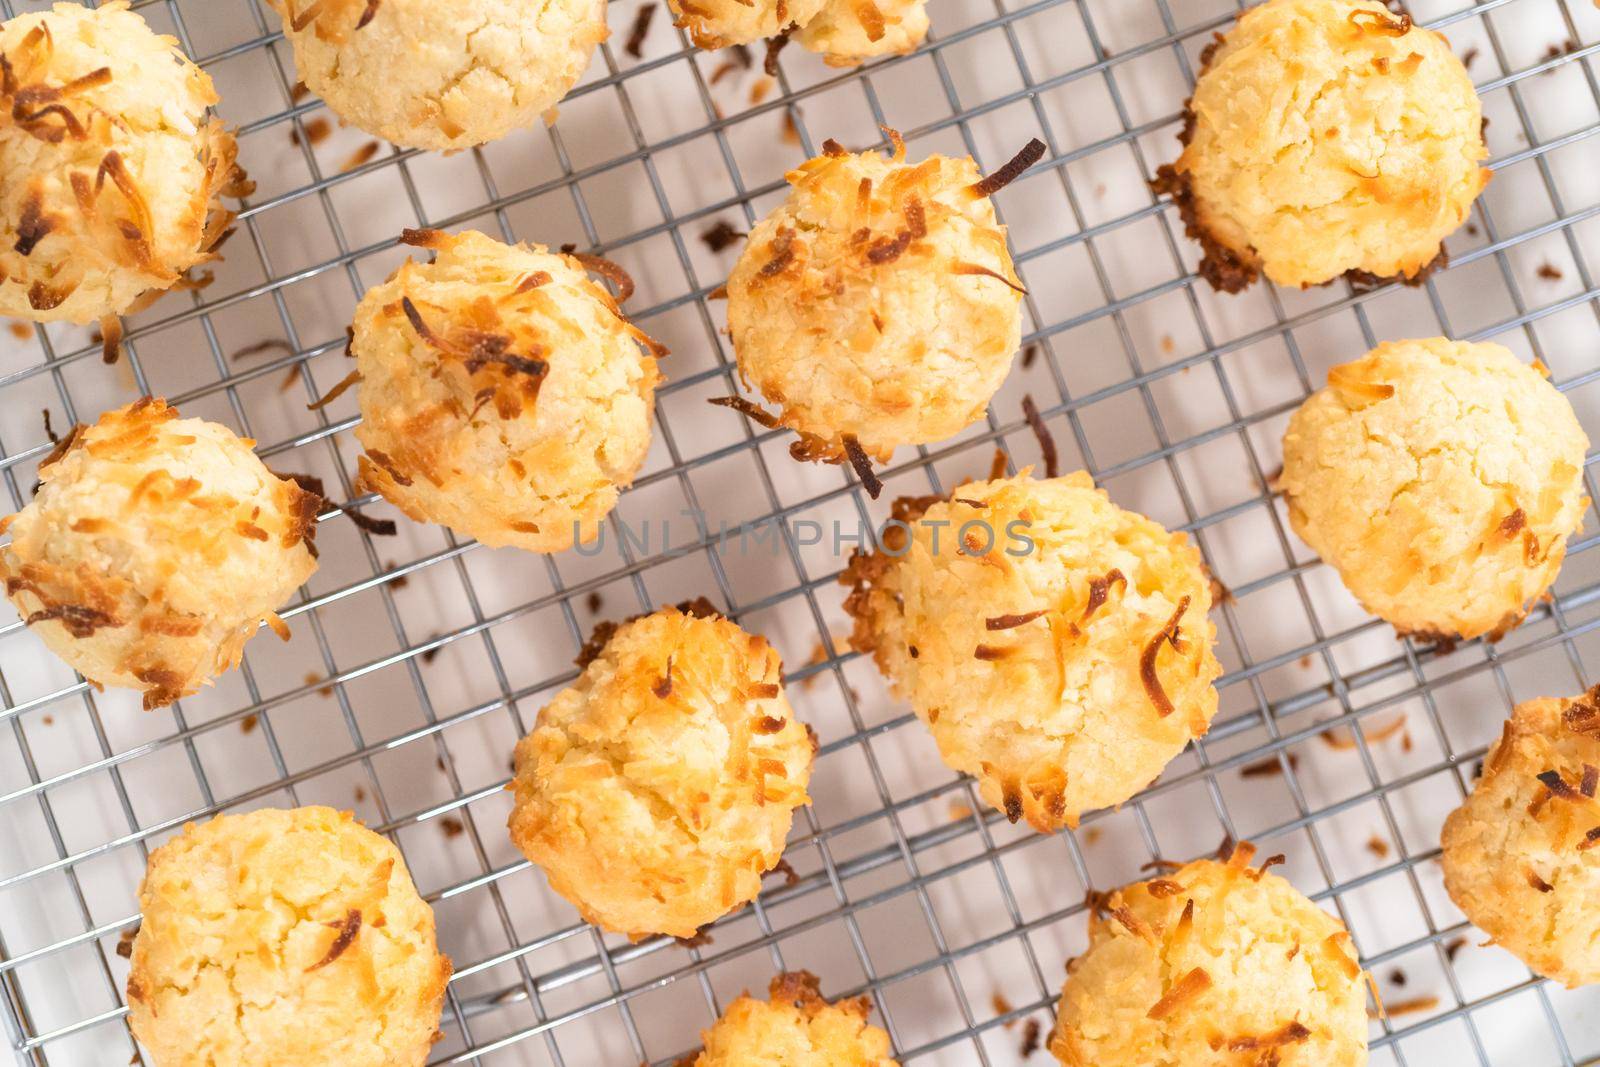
[{"left": 1, "top": 0, "right": 1599, "bottom": 1062}]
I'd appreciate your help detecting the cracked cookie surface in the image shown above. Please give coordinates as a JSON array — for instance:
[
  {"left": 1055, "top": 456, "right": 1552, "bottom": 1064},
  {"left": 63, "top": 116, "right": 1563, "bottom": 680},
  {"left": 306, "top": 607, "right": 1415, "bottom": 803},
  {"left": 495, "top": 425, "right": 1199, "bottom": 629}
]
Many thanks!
[
  {"left": 269, "top": 0, "right": 606, "bottom": 150},
  {"left": 725, "top": 138, "right": 1023, "bottom": 462},
  {"left": 1160, "top": 0, "right": 1488, "bottom": 289},
  {"left": 126, "top": 806, "right": 451, "bottom": 1067},
  {"left": 841, "top": 471, "right": 1221, "bottom": 831},
  {"left": 1442, "top": 689, "right": 1600, "bottom": 987},
  {"left": 1281, "top": 337, "right": 1588, "bottom": 641},
  {"left": 1050, "top": 847, "right": 1369, "bottom": 1066},
  {"left": 0, "top": 399, "right": 319, "bottom": 709},
  {"left": 687, "top": 971, "right": 897, "bottom": 1065},
  {"left": 352, "top": 228, "right": 661, "bottom": 553},
  {"left": 0, "top": 1, "right": 244, "bottom": 323},
  {"left": 507, "top": 604, "right": 814, "bottom": 939}
]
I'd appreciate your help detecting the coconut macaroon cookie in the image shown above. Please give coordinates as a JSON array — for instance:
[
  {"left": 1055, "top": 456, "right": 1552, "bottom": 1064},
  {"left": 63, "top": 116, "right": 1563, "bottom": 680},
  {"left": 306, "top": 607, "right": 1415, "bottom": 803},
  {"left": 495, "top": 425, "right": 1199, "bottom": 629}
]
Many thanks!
[
  {"left": 352, "top": 228, "right": 662, "bottom": 553},
  {"left": 795, "top": 0, "right": 930, "bottom": 65},
  {"left": 1153, "top": 0, "right": 1489, "bottom": 291},
  {"left": 1441, "top": 689, "right": 1600, "bottom": 987},
  {"left": 0, "top": 1, "right": 247, "bottom": 326},
  {"left": 507, "top": 602, "right": 814, "bottom": 939},
  {"left": 689, "top": 971, "right": 898, "bottom": 1066},
  {"left": 0, "top": 399, "right": 319, "bottom": 709},
  {"left": 1050, "top": 846, "right": 1369, "bottom": 1066},
  {"left": 666, "top": 0, "right": 826, "bottom": 50},
  {"left": 126, "top": 806, "right": 452, "bottom": 1067},
  {"left": 1281, "top": 338, "right": 1588, "bottom": 642},
  {"left": 842, "top": 471, "right": 1222, "bottom": 831},
  {"left": 268, "top": 0, "right": 607, "bottom": 151},
  {"left": 721, "top": 134, "right": 1037, "bottom": 473}
]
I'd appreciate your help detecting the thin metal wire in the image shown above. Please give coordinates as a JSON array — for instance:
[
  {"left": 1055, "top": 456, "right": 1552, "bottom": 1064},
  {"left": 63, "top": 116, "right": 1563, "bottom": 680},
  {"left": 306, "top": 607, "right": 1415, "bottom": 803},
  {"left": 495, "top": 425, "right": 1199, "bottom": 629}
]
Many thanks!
[{"left": 1, "top": 0, "right": 1598, "bottom": 1063}]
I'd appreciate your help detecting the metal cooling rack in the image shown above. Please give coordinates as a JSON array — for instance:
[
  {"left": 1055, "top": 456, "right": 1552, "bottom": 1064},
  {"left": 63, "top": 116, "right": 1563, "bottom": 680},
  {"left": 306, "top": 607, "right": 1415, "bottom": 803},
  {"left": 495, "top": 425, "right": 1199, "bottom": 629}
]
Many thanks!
[{"left": 1, "top": 0, "right": 1599, "bottom": 1063}]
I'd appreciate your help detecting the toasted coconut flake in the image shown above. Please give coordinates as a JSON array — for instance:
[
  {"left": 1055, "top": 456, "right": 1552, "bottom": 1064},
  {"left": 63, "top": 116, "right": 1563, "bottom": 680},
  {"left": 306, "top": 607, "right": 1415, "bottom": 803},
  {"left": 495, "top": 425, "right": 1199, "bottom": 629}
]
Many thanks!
[
  {"left": 399, "top": 227, "right": 446, "bottom": 249},
  {"left": 14, "top": 195, "right": 57, "bottom": 256},
  {"left": 1565, "top": 694, "right": 1600, "bottom": 735},
  {"left": 1348, "top": 8, "right": 1411, "bottom": 35},
  {"left": 1537, "top": 769, "right": 1583, "bottom": 802},
  {"left": 865, "top": 230, "right": 912, "bottom": 265},
  {"left": 1239, "top": 753, "right": 1299, "bottom": 778},
  {"left": 969, "top": 137, "right": 1046, "bottom": 199},
  {"left": 624, "top": 2, "right": 657, "bottom": 57},
  {"left": 25, "top": 604, "right": 116, "bottom": 638},
  {"left": 841, "top": 434, "right": 882, "bottom": 499},
  {"left": 653, "top": 654, "right": 674, "bottom": 698},
  {"left": 95, "top": 152, "right": 156, "bottom": 264},
  {"left": 365, "top": 448, "right": 413, "bottom": 487},
  {"left": 1318, "top": 712, "right": 1407, "bottom": 750},
  {"left": 305, "top": 367, "right": 363, "bottom": 411},
  {"left": 1379, "top": 995, "right": 1440, "bottom": 1019},
  {"left": 1226, "top": 1021, "right": 1311, "bottom": 1053},
  {"left": 757, "top": 227, "right": 796, "bottom": 280},
  {"left": 1146, "top": 878, "right": 1184, "bottom": 898},
  {"left": 952, "top": 261, "right": 1027, "bottom": 293},
  {"left": 1322, "top": 931, "right": 1362, "bottom": 979},
  {"left": 1139, "top": 597, "right": 1189, "bottom": 717},
  {"left": 1146, "top": 967, "right": 1211, "bottom": 1019},
  {"left": 1020, "top": 394, "right": 1059, "bottom": 478},
  {"left": 27, "top": 280, "right": 72, "bottom": 311},
  {"left": 974, "top": 644, "right": 1014, "bottom": 661},
  {"left": 571, "top": 252, "right": 636, "bottom": 303},
  {"left": 345, "top": 507, "right": 396, "bottom": 537},
  {"left": 305, "top": 909, "right": 361, "bottom": 971},
  {"left": 1081, "top": 568, "right": 1126, "bottom": 622},
  {"left": 764, "top": 26, "right": 794, "bottom": 76},
  {"left": 1499, "top": 508, "right": 1527, "bottom": 538},
  {"left": 1527, "top": 869, "right": 1554, "bottom": 893},
  {"left": 880, "top": 124, "right": 906, "bottom": 161},
  {"left": 701, "top": 220, "right": 746, "bottom": 252},
  {"left": 510, "top": 271, "right": 552, "bottom": 295},
  {"left": 98, "top": 316, "right": 123, "bottom": 364},
  {"left": 1327, "top": 363, "right": 1395, "bottom": 405},
  {"left": 709, "top": 394, "right": 783, "bottom": 430},
  {"left": 1582, "top": 764, "right": 1599, "bottom": 798},
  {"left": 339, "top": 140, "right": 381, "bottom": 173},
  {"left": 986, "top": 610, "right": 1046, "bottom": 631},
  {"left": 1111, "top": 905, "right": 1155, "bottom": 941},
  {"left": 1578, "top": 826, "right": 1600, "bottom": 851}
]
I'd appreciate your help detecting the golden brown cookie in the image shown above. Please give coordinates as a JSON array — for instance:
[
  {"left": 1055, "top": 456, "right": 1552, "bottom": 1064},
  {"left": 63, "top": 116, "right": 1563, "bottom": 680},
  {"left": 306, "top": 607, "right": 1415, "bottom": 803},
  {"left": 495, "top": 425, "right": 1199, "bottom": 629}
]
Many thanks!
[
  {"left": 507, "top": 603, "right": 814, "bottom": 939},
  {"left": 723, "top": 134, "right": 1027, "bottom": 463},
  {"left": 842, "top": 471, "right": 1221, "bottom": 831},
  {"left": 267, "top": 0, "right": 607, "bottom": 150},
  {"left": 1441, "top": 689, "right": 1600, "bottom": 987},
  {"left": 0, "top": 1, "right": 246, "bottom": 325},
  {"left": 352, "top": 228, "right": 662, "bottom": 553},
  {"left": 795, "top": 0, "right": 929, "bottom": 65},
  {"left": 1050, "top": 846, "right": 1369, "bottom": 1066},
  {"left": 687, "top": 971, "right": 897, "bottom": 1066},
  {"left": 0, "top": 399, "right": 320, "bottom": 709},
  {"left": 1153, "top": 0, "right": 1488, "bottom": 291},
  {"left": 665, "top": 0, "right": 826, "bottom": 49},
  {"left": 1281, "top": 337, "right": 1588, "bottom": 641},
  {"left": 126, "top": 806, "right": 451, "bottom": 1067}
]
